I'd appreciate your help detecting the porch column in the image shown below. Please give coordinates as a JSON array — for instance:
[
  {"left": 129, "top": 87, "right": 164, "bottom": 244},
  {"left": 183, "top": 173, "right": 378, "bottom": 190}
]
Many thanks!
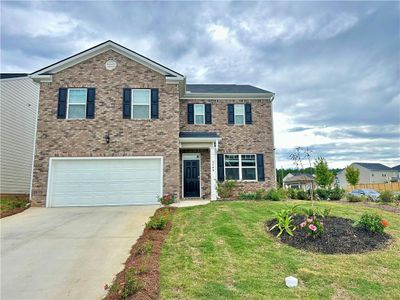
[{"left": 210, "top": 143, "right": 218, "bottom": 201}]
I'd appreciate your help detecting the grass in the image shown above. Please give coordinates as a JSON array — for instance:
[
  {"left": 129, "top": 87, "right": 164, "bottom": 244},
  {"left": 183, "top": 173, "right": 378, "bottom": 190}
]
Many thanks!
[
  {"left": 0, "top": 196, "right": 29, "bottom": 214},
  {"left": 160, "top": 201, "right": 400, "bottom": 299}
]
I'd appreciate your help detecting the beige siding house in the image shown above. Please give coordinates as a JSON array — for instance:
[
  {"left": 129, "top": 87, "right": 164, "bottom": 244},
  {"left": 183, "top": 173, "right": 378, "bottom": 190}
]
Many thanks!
[
  {"left": 0, "top": 74, "right": 40, "bottom": 194},
  {"left": 336, "top": 162, "right": 398, "bottom": 189}
]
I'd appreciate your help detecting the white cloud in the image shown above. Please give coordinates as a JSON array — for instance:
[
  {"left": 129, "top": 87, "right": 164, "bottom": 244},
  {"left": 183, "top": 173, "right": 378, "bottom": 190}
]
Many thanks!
[
  {"left": 1, "top": 7, "right": 79, "bottom": 37},
  {"left": 207, "top": 24, "right": 231, "bottom": 42}
]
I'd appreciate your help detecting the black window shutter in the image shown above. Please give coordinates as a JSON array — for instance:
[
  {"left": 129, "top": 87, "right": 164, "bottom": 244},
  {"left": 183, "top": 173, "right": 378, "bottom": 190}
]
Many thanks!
[
  {"left": 227, "top": 104, "right": 234, "bottom": 124},
  {"left": 57, "top": 88, "right": 68, "bottom": 119},
  {"left": 151, "top": 89, "right": 159, "bottom": 119},
  {"left": 245, "top": 103, "right": 252, "bottom": 124},
  {"left": 205, "top": 103, "right": 212, "bottom": 124},
  {"left": 217, "top": 154, "right": 225, "bottom": 182},
  {"left": 123, "top": 88, "right": 131, "bottom": 119},
  {"left": 86, "top": 88, "right": 95, "bottom": 119},
  {"left": 257, "top": 154, "right": 265, "bottom": 181},
  {"left": 187, "top": 104, "right": 194, "bottom": 124}
]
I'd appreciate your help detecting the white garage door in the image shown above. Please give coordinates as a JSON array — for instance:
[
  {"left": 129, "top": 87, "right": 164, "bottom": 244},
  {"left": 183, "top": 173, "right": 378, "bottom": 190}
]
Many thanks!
[{"left": 47, "top": 157, "right": 162, "bottom": 207}]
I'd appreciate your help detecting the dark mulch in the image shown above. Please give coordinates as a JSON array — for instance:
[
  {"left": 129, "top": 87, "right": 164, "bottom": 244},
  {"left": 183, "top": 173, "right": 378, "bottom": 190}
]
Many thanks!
[
  {"left": 104, "top": 207, "right": 176, "bottom": 300},
  {"left": 266, "top": 215, "right": 392, "bottom": 254}
]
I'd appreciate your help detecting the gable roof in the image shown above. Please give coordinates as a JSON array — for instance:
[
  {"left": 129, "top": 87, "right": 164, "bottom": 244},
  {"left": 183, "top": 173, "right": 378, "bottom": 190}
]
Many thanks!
[
  {"left": 283, "top": 173, "right": 314, "bottom": 183},
  {"left": 354, "top": 162, "right": 393, "bottom": 171},
  {"left": 391, "top": 165, "right": 400, "bottom": 171},
  {"left": 30, "top": 40, "right": 184, "bottom": 80},
  {"left": 1, "top": 73, "right": 28, "bottom": 79},
  {"left": 186, "top": 84, "right": 272, "bottom": 94}
]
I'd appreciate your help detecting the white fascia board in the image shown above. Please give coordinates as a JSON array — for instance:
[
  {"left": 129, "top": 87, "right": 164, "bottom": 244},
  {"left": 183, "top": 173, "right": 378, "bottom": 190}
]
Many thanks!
[
  {"left": 30, "top": 41, "right": 184, "bottom": 80},
  {"left": 29, "top": 74, "right": 53, "bottom": 82},
  {"left": 181, "top": 92, "right": 275, "bottom": 101}
]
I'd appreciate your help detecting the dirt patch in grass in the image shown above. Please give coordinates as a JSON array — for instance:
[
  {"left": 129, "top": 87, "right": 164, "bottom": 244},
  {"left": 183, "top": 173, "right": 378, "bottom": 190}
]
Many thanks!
[
  {"left": 104, "top": 207, "right": 176, "bottom": 300},
  {"left": 0, "top": 195, "right": 30, "bottom": 218},
  {"left": 266, "top": 215, "right": 392, "bottom": 254}
]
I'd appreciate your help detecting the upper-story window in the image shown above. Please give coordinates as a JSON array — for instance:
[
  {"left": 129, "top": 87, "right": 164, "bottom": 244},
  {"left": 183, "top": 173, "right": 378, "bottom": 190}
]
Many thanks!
[
  {"left": 234, "top": 104, "right": 245, "bottom": 125},
  {"left": 132, "top": 89, "right": 151, "bottom": 119},
  {"left": 194, "top": 104, "right": 205, "bottom": 124},
  {"left": 67, "top": 88, "right": 87, "bottom": 119}
]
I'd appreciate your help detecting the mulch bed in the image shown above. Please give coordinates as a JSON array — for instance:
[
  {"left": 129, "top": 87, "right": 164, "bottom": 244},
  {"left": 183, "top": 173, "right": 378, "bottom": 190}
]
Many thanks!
[
  {"left": 0, "top": 206, "right": 29, "bottom": 218},
  {"left": 104, "top": 207, "right": 176, "bottom": 300},
  {"left": 266, "top": 215, "right": 392, "bottom": 254}
]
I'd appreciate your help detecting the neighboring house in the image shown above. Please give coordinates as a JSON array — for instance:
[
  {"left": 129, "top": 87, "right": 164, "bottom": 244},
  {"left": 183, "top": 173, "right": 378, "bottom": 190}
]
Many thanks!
[
  {"left": 336, "top": 162, "right": 399, "bottom": 188},
  {"left": 283, "top": 173, "right": 315, "bottom": 191},
  {"left": 391, "top": 165, "right": 400, "bottom": 181},
  {"left": 29, "top": 40, "right": 276, "bottom": 207},
  {"left": 0, "top": 74, "right": 39, "bottom": 195}
]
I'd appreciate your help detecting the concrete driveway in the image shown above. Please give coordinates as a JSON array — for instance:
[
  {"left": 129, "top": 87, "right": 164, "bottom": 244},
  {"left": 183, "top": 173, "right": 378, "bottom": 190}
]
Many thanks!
[{"left": 1, "top": 205, "right": 159, "bottom": 300}]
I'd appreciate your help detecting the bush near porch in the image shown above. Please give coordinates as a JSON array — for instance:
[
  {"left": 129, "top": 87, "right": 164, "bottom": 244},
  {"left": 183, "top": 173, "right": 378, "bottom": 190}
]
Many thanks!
[{"left": 160, "top": 201, "right": 400, "bottom": 299}]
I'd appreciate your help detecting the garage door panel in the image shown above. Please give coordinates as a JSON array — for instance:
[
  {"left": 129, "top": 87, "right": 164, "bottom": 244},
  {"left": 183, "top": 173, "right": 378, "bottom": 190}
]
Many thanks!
[{"left": 48, "top": 158, "right": 163, "bottom": 207}]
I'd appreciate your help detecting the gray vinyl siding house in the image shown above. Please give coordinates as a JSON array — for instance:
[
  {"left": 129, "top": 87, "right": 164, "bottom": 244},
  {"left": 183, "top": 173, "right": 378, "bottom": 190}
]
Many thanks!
[{"left": 0, "top": 74, "right": 39, "bottom": 194}]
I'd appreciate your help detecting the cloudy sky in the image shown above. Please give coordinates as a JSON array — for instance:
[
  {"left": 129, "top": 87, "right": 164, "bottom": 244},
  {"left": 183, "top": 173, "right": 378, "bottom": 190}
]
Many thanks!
[{"left": 1, "top": 1, "right": 399, "bottom": 168}]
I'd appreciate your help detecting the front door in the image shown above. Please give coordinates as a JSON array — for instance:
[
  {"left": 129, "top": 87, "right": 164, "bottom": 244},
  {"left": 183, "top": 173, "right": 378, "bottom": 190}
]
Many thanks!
[{"left": 183, "top": 160, "right": 200, "bottom": 197}]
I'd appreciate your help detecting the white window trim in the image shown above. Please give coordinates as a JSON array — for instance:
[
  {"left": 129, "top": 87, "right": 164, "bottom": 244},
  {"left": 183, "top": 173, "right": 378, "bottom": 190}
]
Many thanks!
[
  {"left": 131, "top": 89, "right": 151, "bottom": 120},
  {"left": 66, "top": 88, "right": 87, "bottom": 120},
  {"left": 194, "top": 104, "right": 205, "bottom": 125},
  {"left": 224, "top": 154, "right": 257, "bottom": 182},
  {"left": 234, "top": 104, "right": 245, "bottom": 125}
]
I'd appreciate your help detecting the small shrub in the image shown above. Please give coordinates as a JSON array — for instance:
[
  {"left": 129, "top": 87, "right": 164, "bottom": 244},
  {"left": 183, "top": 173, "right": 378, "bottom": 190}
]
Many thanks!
[
  {"left": 316, "top": 188, "right": 329, "bottom": 200},
  {"left": 135, "top": 241, "right": 153, "bottom": 256},
  {"left": 239, "top": 192, "right": 257, "bottom": 200},
  {"left": 159, "top": 194, "right": 176, "bottom": 206},
  {"left": 297, "top": 190, "right": 309, "bottom": 200},
  {"left": 287, "top": 188, "right": 298, "bottom": 199},
  {"left": 255, "top": 188, "right": 266, "bottom": 200},
  {"left": 379, "top": 191, "right": 393, "bottom": 203},
  {"left": 329, "top": 186, "right": 345, "bottom": 200},
  {"left": 265, "top": 188, "right": 284, "bottom": 201},
  {"left": 121, "top": 268, "right": 142, "bottom": 299},
  {"left": 269, "top": 207, "right": 297, "bottom": 237},
  {"left": 346, "top": 193, "right": 367, "bottom": 202},
  {"left": 356, "top": 213, "right": 388, "bottom": 233},
  {"left": 217, "top": 180, "right": 236, "bottom": 199},
  {"left": 145, "top": 211, "right": 170, "bottom": 230},
  {"left": 299, "top": 216, "right": 324, "bottom": 238},
  {"left": 300, "top": 206, "right": 331, "bottom": 218}
]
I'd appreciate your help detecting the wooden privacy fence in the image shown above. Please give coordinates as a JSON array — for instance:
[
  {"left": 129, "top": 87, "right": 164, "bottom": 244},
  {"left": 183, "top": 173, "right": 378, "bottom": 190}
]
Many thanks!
[{"left": 346, "top": 182, "right": 400, "bottom": 192}]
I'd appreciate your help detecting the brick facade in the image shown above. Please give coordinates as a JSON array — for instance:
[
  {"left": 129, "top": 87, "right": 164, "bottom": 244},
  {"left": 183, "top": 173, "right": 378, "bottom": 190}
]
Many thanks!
[
  {"left": 180, "top": 99, "right": 276, "bottom": 195},
  {"left": 31, "top": 50, "right": 181, "bottom": 206},
  {"left": 32, "top": 48, "right": 275, "bottom": 206}
]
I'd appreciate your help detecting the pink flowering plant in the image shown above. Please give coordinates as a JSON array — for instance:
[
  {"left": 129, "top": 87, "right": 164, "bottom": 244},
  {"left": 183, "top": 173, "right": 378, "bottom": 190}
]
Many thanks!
[{"left": 299, "top": 216, "right": 324, "bottom": 238}]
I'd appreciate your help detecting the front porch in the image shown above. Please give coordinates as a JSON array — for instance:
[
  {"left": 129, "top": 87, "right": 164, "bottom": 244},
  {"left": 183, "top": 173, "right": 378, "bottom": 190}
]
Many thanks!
[{"left": 179, "top": 132, "right": 220, "bottom": 200}]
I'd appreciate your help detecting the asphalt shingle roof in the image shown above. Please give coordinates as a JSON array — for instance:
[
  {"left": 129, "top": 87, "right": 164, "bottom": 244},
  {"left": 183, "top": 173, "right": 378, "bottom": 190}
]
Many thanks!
[
  {"left": 0, "top": 73, "right": 28, "bottom": 79},
  {"left": 186, "top": 84, "right": 272, "bottom": 94},
  {"left": 179, "top": 131, "right": 219, "bottom": 138},
  {"left": 354, "top": 162, "right": 392, "bottom": 171},
  {"left": 284, "top": 173, "right": 315, "bottom": 183}
]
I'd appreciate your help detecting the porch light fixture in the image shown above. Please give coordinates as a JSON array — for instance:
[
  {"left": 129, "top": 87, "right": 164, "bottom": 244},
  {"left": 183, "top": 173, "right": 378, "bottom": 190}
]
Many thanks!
[{"left": 105, "top": 132, "right": 110, "bottom": 144}]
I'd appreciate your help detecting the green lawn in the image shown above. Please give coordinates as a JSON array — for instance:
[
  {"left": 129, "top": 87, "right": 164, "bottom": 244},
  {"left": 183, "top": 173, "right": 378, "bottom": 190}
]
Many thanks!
[{"left": 160, "top": 201, "right": 400, "bottom": 299}]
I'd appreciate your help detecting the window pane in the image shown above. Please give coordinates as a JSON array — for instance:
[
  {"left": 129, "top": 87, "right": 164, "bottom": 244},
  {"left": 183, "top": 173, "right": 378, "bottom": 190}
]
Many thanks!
[
  {"left": 235, "top": 115, "right": 244, "bottom": 125},
  {"left": 68, "top": 104, "right": 86, "bottom": 119},
  {"left": 132, "top": 105, "right": 149, "bottom": 119},
  {"left": 241, "top": 155, "right": 256, "bottom": 166},
  {"left": 226, "top": 168, "right": 239, "bottom": 180},
  {"left": 225, "top": 155, "right": 239, "bottom": 167},
  {"left": 195, "top": 115, "right": 205, "bottom": 124},
  {"left": 132, "top": 90, "right": 150, "bottom": 105},
  {"left": 69, "top": 89, "right": 87, "bottom": 104},
  {"left": 242, "top": 168, "right": 256, "bottom": 180},
  {"left": 234, "top": 104, "right": 244, "bottom": 115},
  {"left": 194, "top": 104, "right": 205, "bottom": 114}
]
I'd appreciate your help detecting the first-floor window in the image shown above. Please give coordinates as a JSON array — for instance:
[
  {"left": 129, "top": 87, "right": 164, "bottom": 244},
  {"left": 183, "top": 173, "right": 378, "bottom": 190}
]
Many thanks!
[
  {"left": 132, "top": 89, "right": 150, "bottom": 119},
  {"left": 67, "top": 88, "right": 87, "bottom": 119},
  {"left": 224, "top": 154, "right": 257, "bottom": 181}
]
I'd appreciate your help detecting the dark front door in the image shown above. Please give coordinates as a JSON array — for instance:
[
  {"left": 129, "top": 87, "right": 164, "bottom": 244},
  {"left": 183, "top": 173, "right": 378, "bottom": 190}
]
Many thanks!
[{"left": 184, "top": 160, "right": 200, "bottom": 197}]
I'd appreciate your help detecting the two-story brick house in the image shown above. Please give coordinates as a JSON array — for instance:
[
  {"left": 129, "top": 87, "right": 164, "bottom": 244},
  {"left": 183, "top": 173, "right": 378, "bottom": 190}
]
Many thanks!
[{"left": 29, "top": 41, "right": 275, "bottom": 207}]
